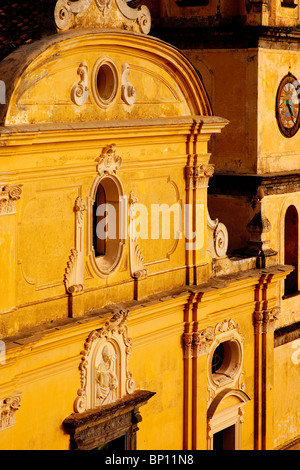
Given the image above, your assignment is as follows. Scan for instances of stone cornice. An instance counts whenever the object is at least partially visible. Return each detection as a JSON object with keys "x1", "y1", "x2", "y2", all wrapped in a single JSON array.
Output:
[{"x1": 209, "y1": 172, "x2": 300, "y2": 198}]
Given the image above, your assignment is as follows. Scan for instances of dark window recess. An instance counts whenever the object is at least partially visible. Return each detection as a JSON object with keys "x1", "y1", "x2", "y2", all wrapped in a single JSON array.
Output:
[
  {"x1": 211, "y1": 343, "x2": 224, "y2": 374},
  {"x1": 94, "y1": 435, "x2": 126, "y2": 451},
  {"x1": 176, "y1": 0, "x2": 209, "y2": 6},
  {"x1": 213, "y1": 425, "x2": 236, "y2": 450},
  {"x1": 281, "y1": 0, "x2": 297, "y2": 7},
  {"x1": 93, "y1": 183, "x2": 106, "y2": 257},
  {"x1": 284, "y1": 205, "x2": 299, "y2": 297}
]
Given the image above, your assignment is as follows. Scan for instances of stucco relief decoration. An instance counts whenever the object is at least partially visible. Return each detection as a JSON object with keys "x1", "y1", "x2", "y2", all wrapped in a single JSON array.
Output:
[
  {"x1": 74, "y1": 310, "x2": 135, "y2": 413},
  {"x1": 254, "y1": 306, "x2": 280, "y2": 334},
  {"x1": 185, "y1": 163, "x2": 214, "y2": 190},
  {"x1": 97, "y1": 144, "x2": 122, "y2": 176},
  {"x1": 207, "y1": 319, "x2": 244, "y2": 395},
  {"x1": 54, "y1": 0, "x2": 151, "y2": 34},
  {"x1": 0, "y1": 393, "x2": 21, "y2": 431},
  {"x1": 121, "y1": 63, "x2": 137, "y2": 106},
  {"x1": 0, "y1": 185, "x2": 22, "y2": 216},
  {"x1": 183, "y1": 327, "x2": 214, "y2": 359},
  {"x1": 64, "y1": 196, "x2": 86, "y2": 294},
  {"x1": 207, "y1": 211, "x2": 228, "y2": 259},
  {"x1": 71, "y1": 62, "x2": 89, "y2": 106},
  {"x1": 128, "y1": 191, "x2": 148, "y2": 280},
  {"x1": 96, "y1": 0, "x2": 113, "y2": 15}
]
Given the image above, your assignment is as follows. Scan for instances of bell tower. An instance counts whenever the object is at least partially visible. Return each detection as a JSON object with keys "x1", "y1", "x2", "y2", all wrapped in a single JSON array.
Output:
[{"x1": 150, "y1": 0, "x2": 300, "y2": 450}]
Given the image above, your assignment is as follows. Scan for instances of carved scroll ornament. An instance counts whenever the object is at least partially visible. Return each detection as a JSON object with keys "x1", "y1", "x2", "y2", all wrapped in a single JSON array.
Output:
[
  {"x1": 54, "y1": 0, "x2": 151, "y2": 34},
  {"x1": 71, "y1": 62, "x2": 89, "y2": 106},
  {"x1": 121, "y1": 63, "x2": 137, "y2": 106}
]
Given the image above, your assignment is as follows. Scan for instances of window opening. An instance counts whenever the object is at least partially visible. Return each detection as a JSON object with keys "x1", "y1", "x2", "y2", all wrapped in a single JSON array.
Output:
[
  {"x1": 284, "y1": 205, "x2": 299, "y2": 297},
  {"x1": 213, "y1": 425, "x2": 236, "y2": 450},
  {"x1": 93, "y1": 183, "x2": 107, "y2": 257},
  {"x1": 94, "y1": 435, "x2": 126, "y2": 451},
  {"x1": 210, "y1": 340, "x2": 241, "y2": 386},
  {"x1": 211, "y1": 342, "x2": 224, "y2": 374},
  {"x1": 281, "y1": 0, "x2": 297, "y2": 8}
]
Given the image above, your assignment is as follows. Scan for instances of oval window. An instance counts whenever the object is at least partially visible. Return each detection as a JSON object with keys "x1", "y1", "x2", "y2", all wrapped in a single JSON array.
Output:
[
  {"x1": 210, "y1": 339, "x2": 242, "y2": 387},
  {"x1": 92, "y1": 58, "x2": 119, "y2": 108}
]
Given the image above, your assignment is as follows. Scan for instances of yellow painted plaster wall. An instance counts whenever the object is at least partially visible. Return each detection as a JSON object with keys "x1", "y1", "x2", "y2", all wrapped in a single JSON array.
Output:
[
  {"x1": 0, "y1": 29, "x2": 228, "y2": 337},
  {"x1": 184, "y1": 48, "x2": 259, "y2": 174},
  {"x1": 261, "y1": 193, "x2": 300, "y2": 328},
  {"x1": 274, "y1": 340, "x2": 300, "y2": 449},
  {"x1": 258, "y1": 48, "x2": 300, "y2": 173},
  {"x1": 0, "y1": 269, "x2": 268, "y2": 450}
]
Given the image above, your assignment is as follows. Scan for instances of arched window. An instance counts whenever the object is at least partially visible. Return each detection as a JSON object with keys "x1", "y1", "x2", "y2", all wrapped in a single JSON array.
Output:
[
  {"x1": 93, "y1": 183, "x2": 107, "y2": 257},
  {"x1": 91, "y1": 176, "x2": 125, "y2": 276},
  {"x1": 284, "y1": 205, "x2": 299, "y2": 297}
]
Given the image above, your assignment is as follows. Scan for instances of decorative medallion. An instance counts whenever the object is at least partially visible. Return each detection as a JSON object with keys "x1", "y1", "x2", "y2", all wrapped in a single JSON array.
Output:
[
  {"x1": 97, "y1": 144, "x2": 122, "y2": 175},
  {"x1": 276, "y1": 74, "x2": 300, "y2": 138}
]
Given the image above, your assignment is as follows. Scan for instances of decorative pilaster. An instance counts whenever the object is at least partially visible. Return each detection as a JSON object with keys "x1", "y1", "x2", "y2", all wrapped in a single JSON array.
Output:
[
  {"x1": 185, "y1": 162, "x2": 214, "y2": 190},
  {"x1": 64, "y1": 196, "x2": 86, "y2": 294},
  {"x1": 128, "y1": 191, "x2": 148, "y2": 282},
  {"x1": 182, "y1": 326, "x2": 215, "y2": 359},
  {"x1": 254, "y1": 306, "x2": 280, "y2": 334}
]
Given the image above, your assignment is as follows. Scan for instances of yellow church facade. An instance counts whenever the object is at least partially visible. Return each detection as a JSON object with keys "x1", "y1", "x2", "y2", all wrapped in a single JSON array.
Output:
[{"x1": 0, "y1": 0, "x2": 298, "y2": 450}]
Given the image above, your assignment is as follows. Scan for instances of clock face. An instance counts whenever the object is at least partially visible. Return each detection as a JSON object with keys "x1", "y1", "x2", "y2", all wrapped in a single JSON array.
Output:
[{"x1": 276, "y1": 74, "x2": 300, "y2": 138}]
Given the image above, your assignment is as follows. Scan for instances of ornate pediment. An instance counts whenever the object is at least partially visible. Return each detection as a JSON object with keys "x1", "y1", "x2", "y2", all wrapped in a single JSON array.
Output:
[
  {"x1": 74, "y1": 311, "x2": 135, "y2": 413},
  {"x1": 54, "y1": 0, "x2": 151, "y2": 34}
]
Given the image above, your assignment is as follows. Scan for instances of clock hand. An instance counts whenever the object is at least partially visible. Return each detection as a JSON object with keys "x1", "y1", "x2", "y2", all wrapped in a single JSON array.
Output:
[{"x1": 286, "y1": 100, "x2": 296, "y2": 122}]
